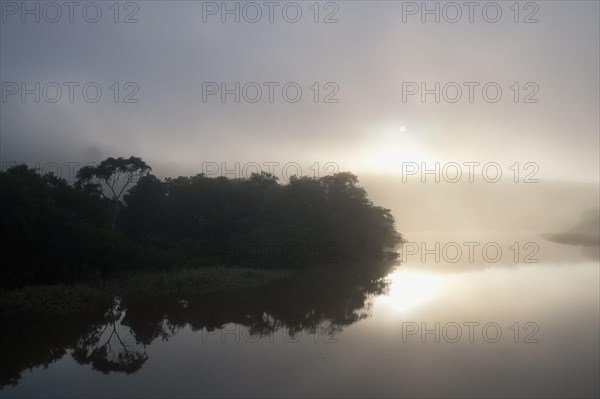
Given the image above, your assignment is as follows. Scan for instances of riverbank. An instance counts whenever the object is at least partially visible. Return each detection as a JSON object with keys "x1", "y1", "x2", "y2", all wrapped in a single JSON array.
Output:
[{"x1": 0, "y1": 267, "x2": 290, "y2": 316}]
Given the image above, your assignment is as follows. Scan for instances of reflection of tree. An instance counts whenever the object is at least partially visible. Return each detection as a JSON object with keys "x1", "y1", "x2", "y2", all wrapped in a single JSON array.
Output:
[
  {"x1": 2, "y1": 260, "x2": 395, "y2": 388},
  {"x1": 118, "y1": 260, "x2": 393, "y2": 343},
  {"x1": 71, "y1": 299, "x2": 148, "y2": 374},
  {"x1": 0, "y1": 312, "x2": 105, "y2": 388}
]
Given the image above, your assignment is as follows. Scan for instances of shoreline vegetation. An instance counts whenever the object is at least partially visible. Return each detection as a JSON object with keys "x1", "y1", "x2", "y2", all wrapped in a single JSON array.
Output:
[
  {"x1": 542, "y1": 208, "x2": 600, "y2": 247},
  {"x1": 0, "y1": 267, "x2": 291, "y2": 316},
  {"x1": 1, "y1": 156, "x2": 401, "y2": 315},
  {"x1": 543, "y1": 231, "x2": 600, "y2": 247}
]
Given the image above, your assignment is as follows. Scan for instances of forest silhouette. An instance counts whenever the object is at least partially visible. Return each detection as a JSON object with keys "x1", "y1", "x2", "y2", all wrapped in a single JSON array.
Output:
[{"x1": 1, "y1": 156, "x2": 401, "y2": 288}]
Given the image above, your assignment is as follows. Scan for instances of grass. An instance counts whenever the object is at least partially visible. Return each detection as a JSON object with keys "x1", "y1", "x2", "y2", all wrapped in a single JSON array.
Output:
[
  {"x1": 0, "y1": 267, "x2": 290, "y2": 316},
  {"x1": 0, "y1": 284, "x2": 113, "y2": 316},
  {"x1": 114, "y1": 267, "x2": 290, "y2": 298}
]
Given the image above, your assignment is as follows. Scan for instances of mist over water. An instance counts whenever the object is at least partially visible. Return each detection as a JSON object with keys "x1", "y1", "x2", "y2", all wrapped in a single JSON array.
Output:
[
  {"x1": 1, "y1": 0, "x2": 599, "y2": 397},
  {"x1": 2, "y1": 234, "x2": 598, "y2": 398},
  {"x1": 361, "y1": 176, "x2": 600, "y2": 233}
]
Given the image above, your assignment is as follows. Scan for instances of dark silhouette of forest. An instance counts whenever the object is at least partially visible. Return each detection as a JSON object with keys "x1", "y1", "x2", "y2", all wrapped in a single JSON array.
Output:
[{"x1": 1, "y1": 156, "x2": 400, "y2": 289}]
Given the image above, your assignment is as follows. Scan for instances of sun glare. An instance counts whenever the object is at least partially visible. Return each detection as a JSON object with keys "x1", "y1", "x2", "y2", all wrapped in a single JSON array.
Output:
[
  {"x1": 377, "y1": 269, "x2": 445, "y2": 315},
  {"x1": 359, "y1": 124, "x2": 431, "y2": 174}
]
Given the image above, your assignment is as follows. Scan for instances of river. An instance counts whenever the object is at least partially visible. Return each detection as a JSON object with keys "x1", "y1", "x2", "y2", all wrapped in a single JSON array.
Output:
[{"x1": 1, "y1": 233, "x2": 598, "y2": 398}]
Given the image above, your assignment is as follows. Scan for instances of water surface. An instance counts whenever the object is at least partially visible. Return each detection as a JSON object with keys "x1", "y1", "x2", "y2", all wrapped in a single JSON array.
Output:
[{"x1": 2, "y1": 233, "x2": 598, "y2": 398}]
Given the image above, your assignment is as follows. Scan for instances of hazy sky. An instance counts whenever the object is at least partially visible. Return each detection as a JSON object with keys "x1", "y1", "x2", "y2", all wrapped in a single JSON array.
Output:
[{"x1": 1, "y1": 0, "x2": 599, "y2": 184}]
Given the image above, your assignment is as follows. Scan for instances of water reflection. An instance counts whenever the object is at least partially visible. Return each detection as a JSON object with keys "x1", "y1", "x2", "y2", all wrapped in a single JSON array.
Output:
[
  {"x1": 376, "y1": 270, "x2": 444, "y2": 314},
  {"x1": 0, "y1": 260, "x2": 394, "y2": 388},
  {"x1": 2, "y1": 235, "x2": 598, "y2": 397},
  {"x1": 72, "y1": 299, "x2": 148, "y2": 375}
]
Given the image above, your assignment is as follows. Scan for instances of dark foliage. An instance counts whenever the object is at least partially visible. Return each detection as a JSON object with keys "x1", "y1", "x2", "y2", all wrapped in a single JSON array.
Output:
[{"x1": 0, "y1": 158, "x2": 400, "y2": 288}]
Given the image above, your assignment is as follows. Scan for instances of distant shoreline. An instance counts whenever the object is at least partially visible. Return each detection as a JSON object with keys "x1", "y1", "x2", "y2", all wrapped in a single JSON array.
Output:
[{"x1": 542, "y1": 231, "x2": 600, "y2": 247}]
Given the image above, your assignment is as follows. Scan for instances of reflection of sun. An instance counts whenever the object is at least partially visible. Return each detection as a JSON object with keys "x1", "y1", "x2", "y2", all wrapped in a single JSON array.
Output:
[{"x1": 377, "y1": 269, "x2": 444, "y2": 314}]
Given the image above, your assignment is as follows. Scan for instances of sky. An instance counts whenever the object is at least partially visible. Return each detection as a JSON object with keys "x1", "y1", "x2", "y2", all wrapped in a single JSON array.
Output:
[{"x1": 1, "y1": 0, "x2": 599, "y2": 230}]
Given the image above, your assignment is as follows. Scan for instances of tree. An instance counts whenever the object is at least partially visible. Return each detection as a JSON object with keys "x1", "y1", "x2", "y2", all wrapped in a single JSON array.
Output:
[
  {"x1": 76, "y1": 157, "x2": 151, "y2": 230},
  {"x1": 1, "y1": 157, "x2": 402, "y2": 288},
  {"x1": 248, "y1": 171, "x2": 279, "y2": 184}
]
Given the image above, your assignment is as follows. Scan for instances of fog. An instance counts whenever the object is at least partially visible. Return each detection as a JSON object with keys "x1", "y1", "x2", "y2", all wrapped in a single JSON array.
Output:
[
  {"x1": 2, "y1": 2, "x2": 599, "y2": 397},
  {"x1": 2, "y1": 1, "x2": 599, "y2": 187},
  {"x1": 361, "y1": 175, "x2": 600, "y2": 233}
]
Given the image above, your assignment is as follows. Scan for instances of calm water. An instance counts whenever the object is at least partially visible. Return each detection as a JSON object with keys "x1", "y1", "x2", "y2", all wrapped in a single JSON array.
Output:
[{"x1": 1, "y1": 233, "x2": 599, "y2": 398}]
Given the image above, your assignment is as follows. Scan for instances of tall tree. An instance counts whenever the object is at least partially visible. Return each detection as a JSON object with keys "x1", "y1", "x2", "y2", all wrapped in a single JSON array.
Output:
[{"x1": 76, "y1": 157, "x2": 151, "y2": 230}]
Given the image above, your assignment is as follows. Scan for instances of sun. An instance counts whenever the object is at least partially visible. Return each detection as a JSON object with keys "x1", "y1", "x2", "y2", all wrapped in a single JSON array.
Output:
[{"x1": 358, "y1": 124, "x2": 431, "y2": 174}]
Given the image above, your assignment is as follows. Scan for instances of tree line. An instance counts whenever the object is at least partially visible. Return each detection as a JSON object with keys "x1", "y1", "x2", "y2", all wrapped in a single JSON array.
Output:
[{"x1": 1, "y1": 156, "x2": 400, "y2": 288}]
